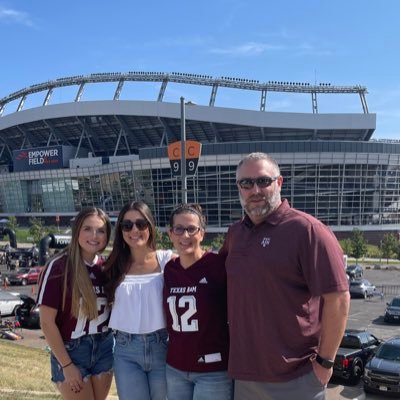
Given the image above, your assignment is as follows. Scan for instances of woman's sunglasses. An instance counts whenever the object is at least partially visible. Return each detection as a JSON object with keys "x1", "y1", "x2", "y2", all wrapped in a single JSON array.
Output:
[{"x1": 120, "y1": 219, "x2": 149, "y2": 232}]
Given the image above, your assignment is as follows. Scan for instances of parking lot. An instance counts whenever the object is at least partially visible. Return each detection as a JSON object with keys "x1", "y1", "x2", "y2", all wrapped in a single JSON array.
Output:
[
  {"x1": 1, "y1": 264, "x2": 400, "y2": 399},
  {"x1": 327, "y1": 267, "x2": 400, "y2": 400}
]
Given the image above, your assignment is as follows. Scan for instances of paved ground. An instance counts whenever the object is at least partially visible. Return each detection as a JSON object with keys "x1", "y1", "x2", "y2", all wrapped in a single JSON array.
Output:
[{"x1": 9, "y1": 327, "x2": 47, "y2": 349}]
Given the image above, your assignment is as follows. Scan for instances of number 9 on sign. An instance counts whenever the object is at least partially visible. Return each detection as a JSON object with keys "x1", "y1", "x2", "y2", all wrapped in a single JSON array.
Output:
[
  {"x1": 169, "y1": 160, "x2": 182, "y2": 177},
  {"x1": 185, "y1": 159, "x2": 199, "y2": 175}
]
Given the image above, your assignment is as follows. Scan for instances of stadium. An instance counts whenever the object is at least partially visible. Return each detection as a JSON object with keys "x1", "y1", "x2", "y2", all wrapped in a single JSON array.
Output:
[{"x1": 0, "y1": 71, "x2": 399, "y2": 242}]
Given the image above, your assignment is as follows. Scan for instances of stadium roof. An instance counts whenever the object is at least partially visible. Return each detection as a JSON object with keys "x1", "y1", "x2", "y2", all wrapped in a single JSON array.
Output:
[{"x1": 0, "y1": 72, "x2": 376, "y2": 165}]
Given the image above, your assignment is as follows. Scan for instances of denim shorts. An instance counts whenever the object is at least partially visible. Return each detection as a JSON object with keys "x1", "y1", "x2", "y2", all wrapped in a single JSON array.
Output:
[{"x1": 50, "y1": 330, "x2": 114, "y2": 383}]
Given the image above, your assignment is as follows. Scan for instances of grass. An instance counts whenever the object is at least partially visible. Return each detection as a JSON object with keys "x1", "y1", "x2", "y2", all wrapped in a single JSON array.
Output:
[
  {"x1": 0, "y1": 340, "x2": 118, "y2": 399},
  {"x1": 14, "y1": 228, "x2": 35, "y2": 244},
  {"x1": 0, "y1": 340, "x2": 59, "y2": 399}
]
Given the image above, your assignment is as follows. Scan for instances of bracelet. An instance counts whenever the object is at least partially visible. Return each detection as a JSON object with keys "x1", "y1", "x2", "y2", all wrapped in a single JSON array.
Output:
[{"x1": 61, "y1": 361, "x2": 73, "y2": 369}]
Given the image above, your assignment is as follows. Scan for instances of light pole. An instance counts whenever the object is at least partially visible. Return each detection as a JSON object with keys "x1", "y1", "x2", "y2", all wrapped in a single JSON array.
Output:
[{"x1": 180, "y1": 96, "x2": 187, "y2": 203}]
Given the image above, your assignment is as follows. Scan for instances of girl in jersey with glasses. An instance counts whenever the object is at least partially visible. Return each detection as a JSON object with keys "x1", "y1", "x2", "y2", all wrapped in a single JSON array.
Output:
[
  {"x1": 37, "y1": 207, "x2": 113, "y2": 400},
  {"x1": 104, "y1": 201, "x2": 174, "y2": 400},
  {"x1": 163, "y1": 203, "x2": 232, "y2": 400}
]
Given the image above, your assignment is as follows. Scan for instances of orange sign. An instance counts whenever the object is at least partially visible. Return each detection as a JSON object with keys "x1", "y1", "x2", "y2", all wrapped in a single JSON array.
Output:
[
  {"x1": 167, "y1": 140, "x2": 202, "y2": 177},
  {"x1": 167, "y1": 141, "x2": 202, "y2": 160}
]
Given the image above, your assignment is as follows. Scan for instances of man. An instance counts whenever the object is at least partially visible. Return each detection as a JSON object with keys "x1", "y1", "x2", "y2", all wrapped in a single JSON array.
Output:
[{"x1": 220, "y1": 152, "x2": 350, "y2": 400}]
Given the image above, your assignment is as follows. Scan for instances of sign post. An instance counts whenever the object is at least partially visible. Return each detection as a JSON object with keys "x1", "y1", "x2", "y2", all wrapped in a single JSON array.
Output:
[
  {"x1": 167, "y1": 140, "x2": 202, "y2": 200},
  {"x1": 180, "y1": 97, "x2": 187, "y2": 203},
  {"x1": 167, "y1": 97, "x2": 202, "y2": 204}
]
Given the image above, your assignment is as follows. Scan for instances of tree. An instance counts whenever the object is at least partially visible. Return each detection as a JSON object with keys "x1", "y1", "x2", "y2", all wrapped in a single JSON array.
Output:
[
  {"x1": 394, "y1": 241, "x2": 400, "y2": 261},
  {"x1": 7, "y1": 216, "x2": 18, "y2": 232},
  {"x1": 155, "y1": 227, "x2": 171, "y2": 250},
  {"x1": 350, "y1": 229, "x2": 367, "y2": 262},
  {"x1": 209, "y1": 233, "x2": 226, "y2": 251},
  {"x1": 29, "y1": 217, "x2": 45, "y2": 245},
  {"x1": 380, "y1": 233, "x2": 398, "y2": 263},
  {"x1": 341, "y1": 238, "x2": 352, "y2": 256}
]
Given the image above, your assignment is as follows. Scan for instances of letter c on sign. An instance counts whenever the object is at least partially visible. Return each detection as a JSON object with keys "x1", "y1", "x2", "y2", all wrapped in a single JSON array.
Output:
[{"x1": 188, "y1": 145, "x2": 195, "y2": 157}]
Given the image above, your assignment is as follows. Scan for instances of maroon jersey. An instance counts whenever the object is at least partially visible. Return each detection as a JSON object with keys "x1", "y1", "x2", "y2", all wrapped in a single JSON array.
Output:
[
  {"x1": 37, "y1": 253, "x2": 111, "y2": 341},
  {"x1": 163, "y1": 252, "x2": 229, "y2": 372}
]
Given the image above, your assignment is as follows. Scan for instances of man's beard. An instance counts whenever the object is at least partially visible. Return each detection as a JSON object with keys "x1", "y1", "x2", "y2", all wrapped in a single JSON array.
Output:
[{"x1": 240, "y1": 191, "x2": 280, "y2": 219}]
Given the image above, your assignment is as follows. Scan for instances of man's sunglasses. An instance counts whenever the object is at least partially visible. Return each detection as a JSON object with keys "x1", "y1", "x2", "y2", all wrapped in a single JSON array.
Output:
[
  {"x1": 237, "y1": 176, "x2": 279, "y2": 190},
  {"x1": 120, "y1": 219, "x2": 149, "y2": 232}
]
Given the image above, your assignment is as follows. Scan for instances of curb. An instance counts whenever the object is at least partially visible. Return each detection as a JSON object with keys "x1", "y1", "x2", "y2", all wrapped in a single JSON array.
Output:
[{"x1": 364, "y1": 264, "x2": 400, "y2": 270}]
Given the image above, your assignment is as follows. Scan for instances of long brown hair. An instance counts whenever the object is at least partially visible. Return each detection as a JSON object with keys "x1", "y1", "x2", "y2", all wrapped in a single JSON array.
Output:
[
  {"x1": 104, "y1": 201, "x2": 156, "y2": 304},
  {"x1": 57, "y1": 208, "x2": 111, "y2": 319}
]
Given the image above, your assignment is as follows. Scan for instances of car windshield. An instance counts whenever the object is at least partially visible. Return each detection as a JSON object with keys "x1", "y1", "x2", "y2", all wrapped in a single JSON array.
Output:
[
  {"x1": 17, "y1": 268, "x2": 30, "y2": 273},
  {"x1": 376, "y1": 343, "x2": 400, "y2": 361},
  {"x1": 390, "y1": 298, "x2": 400, "y2": 307}
]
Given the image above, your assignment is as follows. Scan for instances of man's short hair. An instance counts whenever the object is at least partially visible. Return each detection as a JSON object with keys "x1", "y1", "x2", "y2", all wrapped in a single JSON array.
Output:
[{"x1": 236, "y1": 152, "x2": 280, "y2": 179}]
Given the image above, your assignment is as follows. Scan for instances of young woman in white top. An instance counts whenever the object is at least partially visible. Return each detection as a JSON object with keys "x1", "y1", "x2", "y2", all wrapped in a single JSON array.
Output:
[{"x1": 104, "y1": 201, "x2": 174, "y2": 400}]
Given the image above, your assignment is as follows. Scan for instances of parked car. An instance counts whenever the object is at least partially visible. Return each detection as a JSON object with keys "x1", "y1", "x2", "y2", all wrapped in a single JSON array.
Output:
[
  {"x1": 0, "y1": 290, "x2": 23, "y2": 316},
  {"x1": 384, "y1": 296, "x2": 400, "y2": 323},
  {"x1": 349, "y1": 279, "x2": 376, "y2": 299},
  {"x1": 15, "y1": 295, "x2": 40, "y2": 329},
  {"x1": 6, "y1": 266, "x2": 43, "y2": 286},
  {"x1": 346, "y1": 264, "x2": 363, "y2": 280},
  {"x1": 333, "y1": 329, "x2": 381, "y2": 384},
  {"x1": 363, "y1": 336, "x2": 400, "y2": 395}
]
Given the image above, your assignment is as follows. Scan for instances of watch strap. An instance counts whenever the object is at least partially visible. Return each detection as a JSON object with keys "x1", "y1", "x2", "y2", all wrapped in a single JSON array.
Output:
[{"x1": 315, "y1": 354, "x2": 334, "y2": 369}]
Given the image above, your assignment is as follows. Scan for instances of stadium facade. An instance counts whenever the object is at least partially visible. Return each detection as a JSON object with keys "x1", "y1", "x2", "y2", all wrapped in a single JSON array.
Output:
[{"x1": 0, "y1": 72, "x2": 399, "y2": 241}]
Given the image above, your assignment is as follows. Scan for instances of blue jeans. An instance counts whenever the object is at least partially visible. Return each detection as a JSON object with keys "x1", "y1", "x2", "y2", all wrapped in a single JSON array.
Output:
[
  {"x1": 50, "y1": 330, "x2": 113, "y2": 383},
  {"x1": 113, "y1": 329, "x2": 168, "y2": 400},
  {"x1": 166, "y1": 364, "x2": 233, "y2": 400}
]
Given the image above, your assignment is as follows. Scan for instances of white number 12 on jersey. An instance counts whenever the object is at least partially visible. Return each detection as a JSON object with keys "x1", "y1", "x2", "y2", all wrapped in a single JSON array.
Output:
[{"x1": 167, "y1": 295, "x2": 199, "y2": 332}]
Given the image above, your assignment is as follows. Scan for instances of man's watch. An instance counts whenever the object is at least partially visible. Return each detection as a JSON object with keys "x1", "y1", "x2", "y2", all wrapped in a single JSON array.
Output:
[{"x1": 312, "y1": 354, "x2": 334, "y2": 369}]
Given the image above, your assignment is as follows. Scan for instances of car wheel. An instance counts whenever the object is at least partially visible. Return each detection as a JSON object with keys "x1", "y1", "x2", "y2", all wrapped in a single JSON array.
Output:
[
  {"x1": 350, "y1": 361, "x2": 363, "y2": 385},
  {"x1": 363, "y1": 291, "x2": 368, "y2": 299},
  {"x1": 12, "y1": 305, "x2": 20, "y2": 316},
  {"x1": 384, "y1": 315, "x2": 389, "y2": 323},
  {"x1": 21, "y1": 279, "x2": 28, "y2": 286}
]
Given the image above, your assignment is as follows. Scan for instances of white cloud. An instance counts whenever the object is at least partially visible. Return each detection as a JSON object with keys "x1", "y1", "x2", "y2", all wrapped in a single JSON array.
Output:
[
  {"x1": 0, "y1": 7, "x2": 33, "y2": 27},
  {"x1": 210, "y1": 41, "x2": 284, "y2": 56},
  {"x1": 295, "y1": 42, "x2": 333, "y2": 57}
]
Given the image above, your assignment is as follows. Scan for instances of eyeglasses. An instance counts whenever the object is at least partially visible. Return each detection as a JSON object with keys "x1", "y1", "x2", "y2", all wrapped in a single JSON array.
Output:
[
  {"x1": 237, "y1": 176, "x2": 279, "y2": 190},
  {"x1": 171, "y1": 225, "x2": 201, "y2": 236},
  {"x1": 120, "y1": 219, "x2": 149, "y2": 232}
]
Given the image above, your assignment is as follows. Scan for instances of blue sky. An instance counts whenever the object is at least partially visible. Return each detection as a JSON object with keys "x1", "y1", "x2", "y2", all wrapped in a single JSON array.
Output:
[{"x1": 0, "y1": 0, "x2": 399, "y2": 139}]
